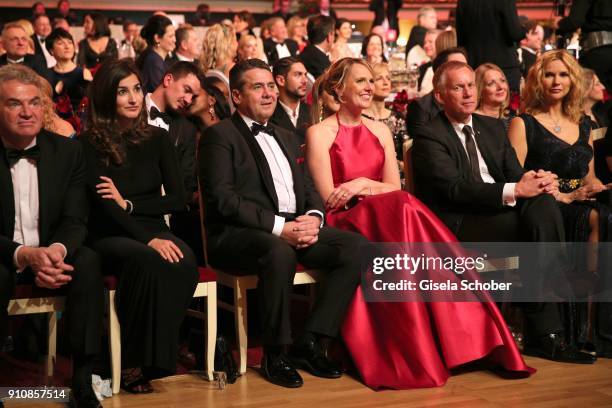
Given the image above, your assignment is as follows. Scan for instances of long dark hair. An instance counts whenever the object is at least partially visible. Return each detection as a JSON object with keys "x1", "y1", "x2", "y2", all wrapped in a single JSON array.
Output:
[
  {"x1": 137, "y1": 15, "x2": 173, "y2": 69},
  {"x1": 85, "y1": 58, "x2": 150, "y2": 166},
  {"x1": 84, "y1": 12, "x2": 111, "y2": 39}
]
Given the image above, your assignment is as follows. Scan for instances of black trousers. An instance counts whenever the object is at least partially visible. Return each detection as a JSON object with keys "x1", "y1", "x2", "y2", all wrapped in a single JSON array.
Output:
[
  {"x1": 456, "y1": 194, "x2": 565, "y2": 337},
  {"x1": 0, "y1": 247, "x2": 104, "y2": 358},
  {"x1": 581, "y1": 45, "x2": 612, "y2": 91},
  {"x1": 208, "y1": 226, "x2": 366, "y2": 346},
  {"x1": 92, "y1": 232, "x2": 198, "y2": 372}
]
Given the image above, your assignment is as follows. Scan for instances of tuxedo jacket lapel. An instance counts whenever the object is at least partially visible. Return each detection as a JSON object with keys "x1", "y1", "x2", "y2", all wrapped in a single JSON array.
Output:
[
  {"x1": 269, "y1": 124, "x2": 305, "y2": 213},
  {"x1": 439, "y1": 114, "x2": 470, "y2": 172},
  {"x1": 231, "y1": 114, "x2": 279, "y2": 208},
  {"x1": 0, "y1": 143, "x2": 15, "y2": 239},
  {"x1": 271, "y1": 103, "x2": 295, "y2": 131},
  {"x1": 36, "y1": 134, "x2": 52, "y2": 243},
  {"x1": 472, "y1": 116, "x2": 504, "y2": 181}
]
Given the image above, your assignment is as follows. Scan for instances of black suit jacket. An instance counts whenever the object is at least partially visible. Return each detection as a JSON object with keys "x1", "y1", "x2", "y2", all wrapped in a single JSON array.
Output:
[
  {"x1": 412, "y1": 112, "x2": 524, "y2": 233},
  {"x1": 199, "y1": 113, "x2": 324, "y2": 247},
  {"x1": 0, "y1": 131, "x2": 88, "y2": 269},
  {"x1": 264, "y1": 38, "x2": 299, "y2": 67},
  {"x1": 269, "y1": 101, "x2": 311, "y2": 145},
  {"x1": 405, "y1": 92, "x2": 442, "y2": 139},
  {"x1": 31, "y1": 35, "x2": 45, "y2": 59},
  {"x1": 369, "y1": 0, "x2": 403, "y2": 32},
  {"x1": 299, "y1": 44, "x2": 330, "y2": 79},
  {"x1": 0, "y1": 54, "x2": 51, "y2": 84},
  {"x1": 456, "y1": 0, "x2": 525, "y2": 70}
]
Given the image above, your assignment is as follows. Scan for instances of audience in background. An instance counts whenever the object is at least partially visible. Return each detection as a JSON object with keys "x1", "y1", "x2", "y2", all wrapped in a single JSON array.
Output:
[
  {"x1": 361, "y1": 33, "x2": 386, "y2": 65},
  {"x1": 53, "y1": 0, "x2": 78, "y2": 26},
  {"x1": 31, "y1": 14, "x2": 55, "y2": 68},
  {"x1": 299, "y1": 15, "x2": 334, "y2": 80},
  {"x1": 264, "y1": 16, "x2": 298, "y2": 66},
  {"x1": 582, "y1": 68, "x2": 610, "y2": 129},
  {"x1": 0, "y1": 22, "x2": 50, "y2": 83},
  {"x1": 474, "y1": 63, "x2": 513, "y2": 130},
  {"x1": 200, "y1": 23, "x2": 237, "y2": 107},
  {"x1": 330, "y1": 18, "x2": 355, "y2": 62},
  {"x1": 287, "y1": 15, "x2": 308, "y2": 53},
  {"x1": 78, "y1": 13, "x2": 117, "y2": 71},
  {"x1": 167, "y1": 25, "x2": 201, "y2": 64},
  {"x1": 137, "y1": 14, "x2": 175, "y2": 93}
]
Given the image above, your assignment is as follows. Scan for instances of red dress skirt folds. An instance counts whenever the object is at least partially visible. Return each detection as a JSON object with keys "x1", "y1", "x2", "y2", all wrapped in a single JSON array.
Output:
[{"x1": 325, "y1": 119, "x2": 534, "y2": 389}]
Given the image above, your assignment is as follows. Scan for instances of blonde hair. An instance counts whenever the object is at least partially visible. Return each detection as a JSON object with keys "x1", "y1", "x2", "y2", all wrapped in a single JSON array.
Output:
[
  {"x1": 199, "y1": 24, "x2": 236, "y2": 72},
  {"x1": 435, "y1": 29, "x2": 456, "y2": 54},
  {"x1": 523, "y1": 50, "x2": 584, "y2": 123},
  {"x1": 582, "y1": 68, "x2": 597, "y2": 94},
  {"x1": 38, "y1": 75, "x2": 56, "y2": 132},
  {"x1": 475, "y1": 63, "x2": 510, "y2": 119},
  {"x1": 324, "y1": 57, "x2": 374, "y2": 104}
]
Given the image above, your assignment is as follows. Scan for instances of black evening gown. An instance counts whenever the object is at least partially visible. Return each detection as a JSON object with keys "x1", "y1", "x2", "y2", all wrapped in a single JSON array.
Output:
[
  {"x1": 82, "y1": 126, "x2": 199, "y2": 372},
  {"x1": 521, "y1": 113, "x2": 612, "y2": 356}
]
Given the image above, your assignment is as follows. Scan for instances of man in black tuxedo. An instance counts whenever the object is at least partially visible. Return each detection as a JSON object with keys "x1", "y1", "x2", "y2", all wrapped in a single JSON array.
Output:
[
  {"x1": 145, "y1": 61, "x2": 203, "y2": 261},
  {"x1": 299, "y1": 15, "x2": 334, "y2": 80},
  {"x1": 456, "y1": 0, "x2": 525, "y2": 95},
  {"x1": 0, "y1": 23, "x2": 51, "y2": 84},
  {"x1": 166, "y1": 26, "x2": 200, "y2": 65},
  {"x1": 0, "y1": 65, "x2": 103, "y2": 407},
  {"x1": 369, "y1": 0, "x2": 403, "y2": 35},
  {"x1": 199, "y1": 59, "x2": 365, "y2": 388},
  {"x1": 270, "y1": 57, "x2": 311, "y2": 145},
  {"x1": 31, "y1": 15, "x2": 56, "y2": 69},
  {"x1": 406, "y1": 47, "x2": 467, "y2": 139},
  {"x1": 518, "y1": 20, "x2": 542, "y2": 79},
  {"x1": 264, "y1": 17, "x2": 299, "y2": 67},
  {"x1": 412, "y1": 60, "x2": 596, "y2": 364}
]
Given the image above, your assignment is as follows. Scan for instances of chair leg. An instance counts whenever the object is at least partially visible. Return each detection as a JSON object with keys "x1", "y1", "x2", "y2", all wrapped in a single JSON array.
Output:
[
  {"x1": 47, "y1": 312, "x2": 57, "y2": 379},
  {"x1": 233, "y1": 280, "x2": 248, "y2": 374},
  {"x1": 108, "y1": 290, "x2": 121, "y2": 394},
  {"x1": 205, "y1": 282, "x2": 217, "y2": 381}
]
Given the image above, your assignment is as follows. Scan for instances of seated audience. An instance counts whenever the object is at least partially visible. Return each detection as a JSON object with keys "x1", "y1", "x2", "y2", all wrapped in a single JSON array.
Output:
[
  {"x1": 137, "y1": 15, "x2": 176, "y2": 93},
  {"x1": 0, "y1": 22, "x2": 50, "y2": 83},
  {"x1": 199, "y1": 58, "x2": 366, "y2": 389},
  {"x1": 236, "y1": 34, "x2": 260, "y2": 62},
  {"x1": 270, "y1": 57, "x2": 311, "y2": 144},
  {"x1": 189, "y1": 3, "x2": 210, "y2": 27},
  {"x1": 330, "y1": 18, "x2": 355, "y2": 62},
  {"x1": 0, "y1": 64, "x2": 103, "y2": 408},
  {"x1": 287, "y1": 15, "x2": 308, "y2": 53},
  {"x1": 53, "y1": 0, "x2": 78, "y2": 27},
  {"x1": 361, "y1": 33, "x2": 386, "y2": 65},
  {"x1": 32, "y1": 2, "x2": 46, "y2": 19},
  {"x1": 299, "y1": 15, "x2": 334, "y2": 80},
  {"x1": 118, "y1": 21, "x2": 139, "y2": 60},
  {"x1": 417, "y1": 29, "x2": 440, "y2": 95},
  {"x1": 46, "y1": 28, "x2": 91, "y2": 126},
  {"x1": 405, "y1": 47, "x2": 467, "y2": 139},
  {"x1": 474, "y1": 63, "x2": 513, "y2": 130},
  {"x1": 199, "y1": 24, "x2": 237, "y2": 110},
  {"x1": 305, "y1": 58, "x2": 533, "y2": 390},
  {"x1": 39, "y1": 74, "x2": 76, "y2": 137},
  {"x1": 82, "y1": 59, "x2": 198, "y2": 394},
  {"x1": 582, "y1": 68, "x2": 610, "y2": 129},
  {"x1": 518, "y1": 20, "x2": 543, "y2": 79},
  {"x1": 31, "y1": 14, "x2": 55, "y2": 68},
  {"x1": 78, "y1": 13, "x2": 118, "y2": 71},
  {"x1": 406, "y1": 6, "x2": 438, "y2": 58},
  {"x1": 15, "y1": 19, "x2": 36, "y2": 55},
  {"x1": 167, "y1": 25, "x2": 201, "y2": 64},
  {"x1": 264, "y1": 17, "x2": 298, "y2": 66},
  {"x1": 233, "y1": 10, "x2": 256, "y2": 40},
  {"x1": 362, "y1": 62, "x2": 409, "y2": 172},
  {"x1": 508, "y1": 50, "x2": 612, "y2": 355},
  {"x1": 413, "y1": 60, "x2": 595, "y2": 364}
]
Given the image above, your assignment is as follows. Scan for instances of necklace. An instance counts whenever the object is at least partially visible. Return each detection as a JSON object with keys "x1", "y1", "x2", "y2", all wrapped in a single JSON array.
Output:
[{"x1": 549, "y1": 113, "x2": 562, "y2": 133}]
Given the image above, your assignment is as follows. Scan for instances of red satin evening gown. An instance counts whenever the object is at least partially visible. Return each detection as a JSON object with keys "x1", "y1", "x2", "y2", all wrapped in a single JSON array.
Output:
[{"x1": 326, "y1": 117, "x2": 534, "y2": 390}]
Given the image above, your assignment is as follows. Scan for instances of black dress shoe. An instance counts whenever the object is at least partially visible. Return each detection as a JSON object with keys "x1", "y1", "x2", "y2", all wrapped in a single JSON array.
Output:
[
  {"x1": 261, "y1": 353, "x2": 303, "y2": 388},
  {"x1": 288, "y1": 336, "x2": 342, "y2": 379},
  {"x1": 523, "y1": 333, "x2": 597, "y2": 364},
  {"x1": 67, "y1": 387, "x2": 102, "y2": 408}
]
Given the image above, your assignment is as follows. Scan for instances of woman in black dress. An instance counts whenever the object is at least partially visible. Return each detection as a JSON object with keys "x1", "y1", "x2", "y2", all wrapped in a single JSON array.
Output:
[
  {"x1": 77, "y1": 13, "x2": 117, "y2": 71},
  {"x1": 508, "y1": 50, "x2": 612, "y2": 356},
  {"x1": 81, "y1": 59, "x2": 198, "y2": 392},
  {"x1": 137, "y1": 15, "x2": 176, "y2": 94}
]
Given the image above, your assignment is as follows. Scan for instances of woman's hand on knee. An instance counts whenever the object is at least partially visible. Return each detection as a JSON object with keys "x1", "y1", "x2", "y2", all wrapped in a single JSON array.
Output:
[{"x1": 147, "y1": 238, "x2": 184, "y2": 263}]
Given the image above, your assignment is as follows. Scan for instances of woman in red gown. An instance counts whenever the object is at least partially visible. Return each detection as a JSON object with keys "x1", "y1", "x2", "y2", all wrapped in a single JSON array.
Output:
[{"x1": 305, "y1": 58, "x2": 534, "y2": 390}]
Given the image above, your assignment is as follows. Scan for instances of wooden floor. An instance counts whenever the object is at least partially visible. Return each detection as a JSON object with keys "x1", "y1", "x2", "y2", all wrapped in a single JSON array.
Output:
[{"x1": 13, "y1": 355, "x2": 612, "y2": 408}]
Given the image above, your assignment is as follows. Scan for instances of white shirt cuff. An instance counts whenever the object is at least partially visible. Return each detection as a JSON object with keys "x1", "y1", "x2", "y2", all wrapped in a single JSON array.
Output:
[
  {"x1": 305, "y1": 210, "x2": 325, "y2": 227},
  {"x1": 13, "y1": 245, "x2": 25, "y2": 273},
  {"x1": 50, "y1": 243, "x2": 68, "y2": 259},
  {"x1": 503, "y1": 183, "x2": 517, "y2": 207},
  {"x1": 272, "y1": 215, "x2": 286, "y2": 237}
]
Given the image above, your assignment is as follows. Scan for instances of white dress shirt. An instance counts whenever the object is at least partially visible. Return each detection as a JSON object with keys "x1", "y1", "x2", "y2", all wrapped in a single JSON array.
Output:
[
  {"x1": 145, "y1": 93, "x2": 170, "y2": 131},
  {"x1": 278, "y1": 100, "x2": 300, "y2": 128},
  {"x1": 4, "y1": 138, "x2": 66, "y2": 271},
  {"x1": 37, "y1": 35, "x2": 57, "y2": 68},
  {"x1": 449, "y1": 116, "x2": 517, "y2": 206},
  {"x1": 275, "y1": 42, "x2": 292, "y2": 59},
  {"x1": 176, "y1": 52, "x2": 194, "y2": 62},
  {"x1": 239, "y1": 114, "x2": 323, "y2": 236}
]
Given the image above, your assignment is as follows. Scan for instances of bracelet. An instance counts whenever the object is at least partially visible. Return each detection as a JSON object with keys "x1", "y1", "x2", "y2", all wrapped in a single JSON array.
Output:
[{"x1": 125, "y1": 199, "x2": 133, "y2": 214}]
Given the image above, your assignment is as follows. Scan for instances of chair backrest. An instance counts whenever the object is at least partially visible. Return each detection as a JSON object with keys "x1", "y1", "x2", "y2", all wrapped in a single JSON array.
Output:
[{"x1": 402, "y1": 138, "x2": 415, "y2": 194}]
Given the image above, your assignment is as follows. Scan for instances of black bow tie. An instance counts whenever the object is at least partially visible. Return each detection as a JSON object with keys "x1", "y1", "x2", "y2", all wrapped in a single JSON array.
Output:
[
  {"x1": 5, "y1": 145, "x2": 40, "y2": 166},
  {"x1": 150, "y1": 106, "x2": 171, "y2": 124},
  {"x1": 251, "y1": 123, "x2": 274, "y2": 136}
]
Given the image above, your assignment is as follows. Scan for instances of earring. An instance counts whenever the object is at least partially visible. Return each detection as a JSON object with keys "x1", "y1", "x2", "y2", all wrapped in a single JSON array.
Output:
[
  {"x1": 155, "y1": 42, "x2": 160, "y2": 48},
  {"x1": 209, "y1": 106, "x2": 216, "y2": 120}
]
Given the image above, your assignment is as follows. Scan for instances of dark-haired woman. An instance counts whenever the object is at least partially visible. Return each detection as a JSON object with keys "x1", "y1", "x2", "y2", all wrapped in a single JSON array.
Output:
[
  {"x1": 361, "y1": 33, "x2": 387, "y2": 65},
  {"x1": 46, "y1": 28, "x2": 91, "y2": 130},
  {"x1": 81, "y1": 59, "x2": 198, "y2": 393},
  {"x1": 137, "y1": 15, "x2": 176, "y2": 93},
  {"x1": 77, "y1": 13, "x2": 117, "y2": 71}
]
